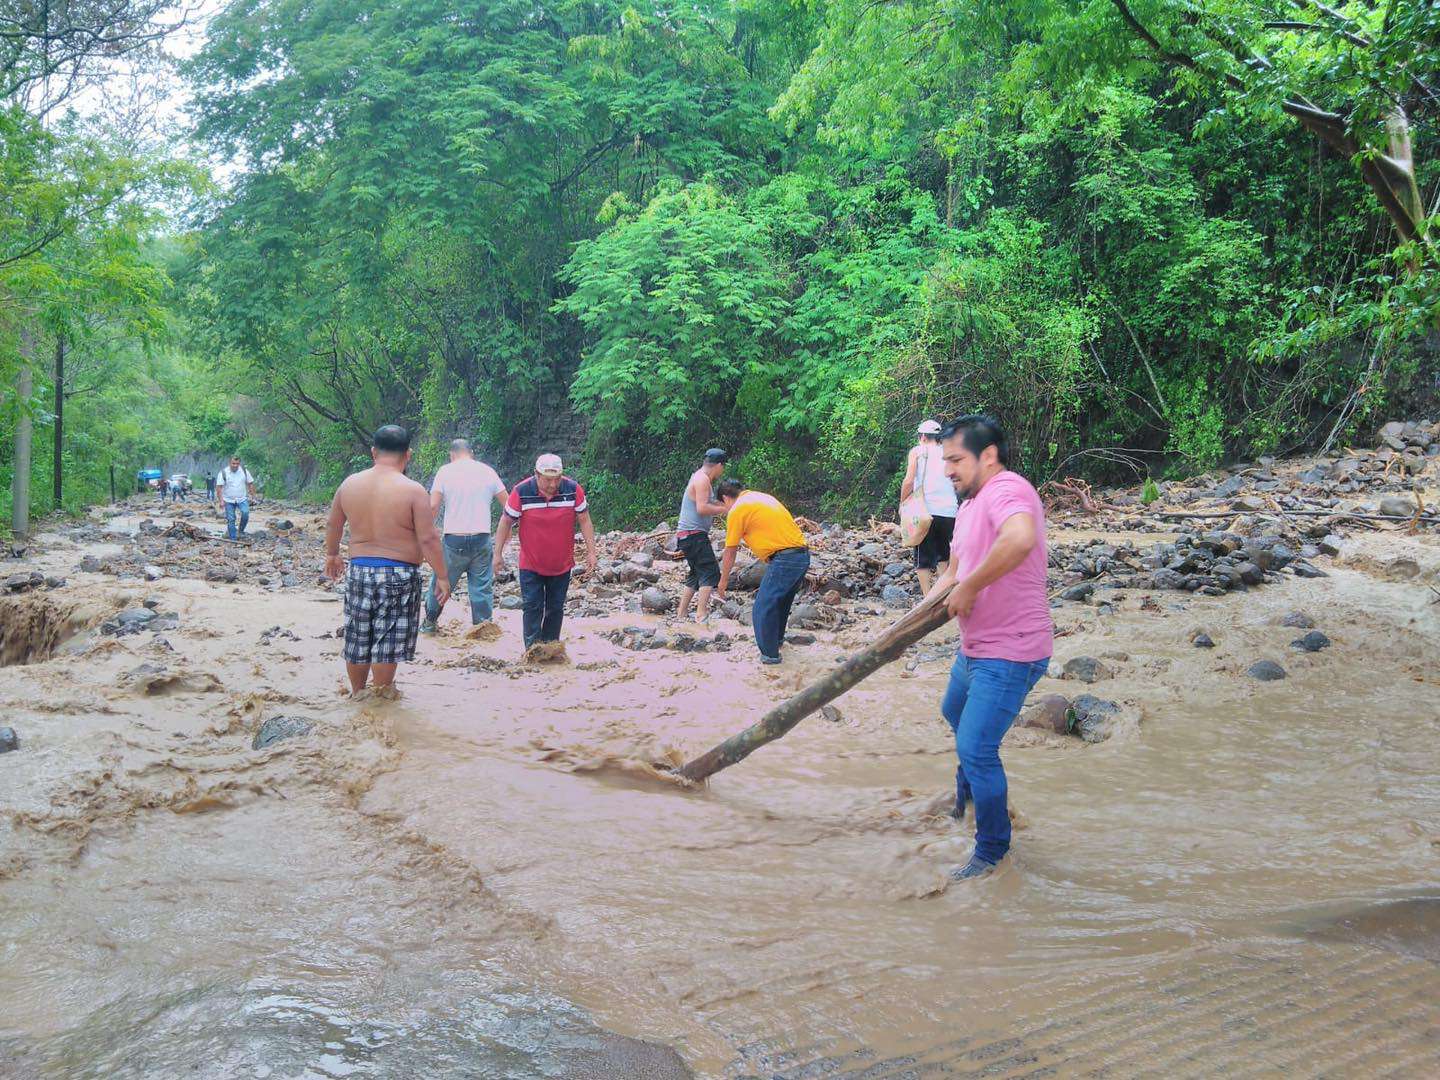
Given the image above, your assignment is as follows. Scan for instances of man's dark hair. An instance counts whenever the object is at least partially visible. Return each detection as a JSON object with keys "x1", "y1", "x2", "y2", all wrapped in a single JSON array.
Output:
[
  {"x1": 704, "y1": 448, "x2": 728, "y2": 465},
  {"x1": 372, "y1": 424, "x2": 411, "y2": 454},
  {"x1": 717, "y1": 477, "x2": 744, "y2": 500},
  {"x1": 941, "y1": 414, "x2": 1009, "y2": 467}
]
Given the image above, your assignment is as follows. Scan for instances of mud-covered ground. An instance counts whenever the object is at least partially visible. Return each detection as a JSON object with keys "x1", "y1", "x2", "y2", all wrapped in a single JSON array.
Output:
[{"x1": 2, "y1": 431, "x2": 1439, "y2": 1078}]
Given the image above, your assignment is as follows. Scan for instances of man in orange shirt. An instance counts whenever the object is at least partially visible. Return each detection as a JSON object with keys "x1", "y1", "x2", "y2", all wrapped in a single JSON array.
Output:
[{"x1": 715, "y1": 479, "x2": 809, "y2": 665}]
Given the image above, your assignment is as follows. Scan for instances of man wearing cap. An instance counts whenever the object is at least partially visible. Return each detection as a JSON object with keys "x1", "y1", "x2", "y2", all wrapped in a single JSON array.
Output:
[
  {"x1": 901, "y1": 419, "x2": 959, "y2": 593},
  {"x1": 420, "y1": 438, "x2": 508, "y2": 634},
  {"x1": 714, "y1": 479, "x2": 810, "y2": 665},
  {"x1": 492, "y1": 454, "x2": 598, "y2": 649},
  {"x1": 675, "y1": 448, "x2": 728, "y2": 623}
]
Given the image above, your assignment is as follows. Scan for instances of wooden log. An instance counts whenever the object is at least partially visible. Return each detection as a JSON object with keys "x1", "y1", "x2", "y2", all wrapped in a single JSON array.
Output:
[{"x1": 677, "y1": 591, "x2": 953, "y2": 783}]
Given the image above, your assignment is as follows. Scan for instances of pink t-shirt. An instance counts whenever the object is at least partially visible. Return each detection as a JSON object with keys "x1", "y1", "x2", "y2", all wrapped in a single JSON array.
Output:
[{"x1": 949, "y1": 470, "x2": 1054, "y2": 662}]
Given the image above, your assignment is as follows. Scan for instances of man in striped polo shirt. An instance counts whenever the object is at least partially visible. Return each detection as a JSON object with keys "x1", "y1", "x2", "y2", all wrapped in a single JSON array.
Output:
[{"x1": 492, "y1": 453, "x2": 598, "y2": 649}]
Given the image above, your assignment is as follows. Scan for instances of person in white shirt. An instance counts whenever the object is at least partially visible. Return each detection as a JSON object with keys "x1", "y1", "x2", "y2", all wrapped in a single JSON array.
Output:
[
  {"x1": 215, "y1": 455, "x2": 257, "y2": 540},
  {"x1": 420, "y1": 439, "x2": 508, "y2": 632},
  {"x1": 900, "y1": 419, "x2": 960, "y2": 592}
]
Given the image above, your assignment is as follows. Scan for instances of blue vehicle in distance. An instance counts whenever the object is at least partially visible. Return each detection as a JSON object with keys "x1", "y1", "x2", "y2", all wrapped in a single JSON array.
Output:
[{"x1": 136, "y1": 468, "x2": 163, "y2": 493}]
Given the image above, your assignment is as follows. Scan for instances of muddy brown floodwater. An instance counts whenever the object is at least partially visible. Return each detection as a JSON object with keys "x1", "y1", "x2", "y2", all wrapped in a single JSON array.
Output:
[{"x1": 2, "y1": 509, "x2": 1439, "y2": 1077}]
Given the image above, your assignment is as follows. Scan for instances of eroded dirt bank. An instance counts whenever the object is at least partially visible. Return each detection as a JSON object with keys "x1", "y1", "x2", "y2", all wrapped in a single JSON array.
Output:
[{"x1": 2, "y1": 438, "x2": 1439, "y2": 1078}]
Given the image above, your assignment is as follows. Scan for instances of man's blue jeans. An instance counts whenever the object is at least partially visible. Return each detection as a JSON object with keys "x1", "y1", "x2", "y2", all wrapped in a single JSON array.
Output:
[
  {"x1": 752, "y1": 547, "x2": 810, "y2": 659},
  {"x1": 941, "y1": 653, "x2": 1050, "y2": 864},
  {"x1": 425, "y1": 533, "x2": 494, "y2": 624},
  {"x1": 224, "y1": 499, "x2": 249, "y2": 540}
]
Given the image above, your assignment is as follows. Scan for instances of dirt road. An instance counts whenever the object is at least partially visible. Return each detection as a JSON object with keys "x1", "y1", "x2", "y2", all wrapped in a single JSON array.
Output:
[{"x1": 2, "y1": 493, "x2": 1439, "y2": 1077}]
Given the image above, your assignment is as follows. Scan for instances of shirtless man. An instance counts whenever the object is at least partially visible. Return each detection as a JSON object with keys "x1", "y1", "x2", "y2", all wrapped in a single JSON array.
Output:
[{"x1": 324, "y1": 424, "x2": 449, "y2": 694}]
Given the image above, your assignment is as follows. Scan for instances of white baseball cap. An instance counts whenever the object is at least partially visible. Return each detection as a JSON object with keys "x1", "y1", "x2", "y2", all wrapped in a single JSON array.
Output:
[
  {"x1": 917, "y1": 419, "x2": 942, "y2": 435},
  {"x1": 535, "y1": 453, "x2": 563, "y2": 477}
]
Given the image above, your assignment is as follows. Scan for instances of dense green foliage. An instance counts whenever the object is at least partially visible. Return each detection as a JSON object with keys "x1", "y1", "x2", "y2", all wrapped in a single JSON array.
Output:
[{"x1": 5, "y1": 0, "x2": 1438, "y2": 531}]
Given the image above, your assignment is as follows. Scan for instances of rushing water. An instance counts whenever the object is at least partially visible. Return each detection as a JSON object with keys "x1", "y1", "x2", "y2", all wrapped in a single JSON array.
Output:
[{"x1": 2, "y1": 516, "x2": 1438, "y2": 1076}]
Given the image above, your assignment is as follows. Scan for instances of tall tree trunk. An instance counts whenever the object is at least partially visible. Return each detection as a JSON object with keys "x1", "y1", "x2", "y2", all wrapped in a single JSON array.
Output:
[
  {"x1": 11, "y1": 328, "x2": 35, "y2": 540},
  {"x1": 53, "y1": 335, "x2": 64, "y2": 509}
]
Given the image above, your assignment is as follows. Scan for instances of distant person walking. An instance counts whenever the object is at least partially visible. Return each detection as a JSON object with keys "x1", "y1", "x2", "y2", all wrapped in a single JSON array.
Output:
[
  {"x1": 675, "y1": 448, "x2": 728, "y2": 623},
  {"x1": 924, "y1": 415, "x2": 1052, "y2": 881},
  {"x1": 420, "y1": 439, "x2": 508, "y2": 633},
  {"x1": 492, "y1": 454, "x2": 597, "y2": 650},
  {"x1": 901, "y1": 419, "x2": 959, "y2": 593},
  {"x1": 216, "y1": 456, "x2": 256, "y2": 541},
  {"x1": 205, "y1": 472, "x2": 216, "y2": 501},
  {"x1": 715, "y1": 480, "x2": 809, "y2": 665},
  {"x1": 324, "y1": 425, "x2": 449, "y2": 695},
  {"x1": 158, "y1": 476, "x2": 170, "y2": 502}
]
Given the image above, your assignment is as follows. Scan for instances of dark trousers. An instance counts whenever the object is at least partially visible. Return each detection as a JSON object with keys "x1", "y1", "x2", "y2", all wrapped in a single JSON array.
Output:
[
  {"x1": 519, "y1": 569, "x2": 571, "y2": 647},
  {"x1": 752, "y1": 548, "x2": 810, "y2": 658}
]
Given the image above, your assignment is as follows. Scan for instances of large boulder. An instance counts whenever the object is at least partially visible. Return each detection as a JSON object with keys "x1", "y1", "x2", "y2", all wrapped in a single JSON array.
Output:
[
  {"x1": 1378, "y1": 495, "x2": 1417, "y2": 517},
  {"x1": 1018, "y1": 694, "x2": 1071, "y2": 734},
  {"x1": 1062, "y1": 656, "x2": 1113, "y2": 683},
  {"x1": 640, "y1": 587, "x2": 672, "y2": 614},
  {"x1": 1247, "y1": 660, "x2": 1287, "y2": 682}
]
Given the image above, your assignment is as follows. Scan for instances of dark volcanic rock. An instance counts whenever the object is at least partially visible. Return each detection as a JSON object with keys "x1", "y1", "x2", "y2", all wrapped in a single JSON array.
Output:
[
  {"x1": 252, "y1": 715, "x2": 315, "y2": 750},
  {"x1": 1247, "y1": 660, "x2": 1287, "y2": 682},
  {"x1": 1062, "y1": 656, "x2": 1113, "y2": 683},
  {"x1": 1060, "y1": 582, "x2": 1095, "y2": 602},
  {"x1": 0, "y1": 726, "x2": 18, "y2": 753},
  {"x1": 1192, "y1": 632, "x2": 1215, "y2": 648},
  {"x1": 1290, "y1": 630, "x2": 1332, "y2": 652},
  {"x1": 1071, "y1": 695, "x2": 1121, "y2": 743}
]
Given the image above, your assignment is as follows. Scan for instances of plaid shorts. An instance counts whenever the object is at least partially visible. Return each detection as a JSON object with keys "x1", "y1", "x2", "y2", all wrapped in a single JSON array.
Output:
[{"x1": 344, "y1": 564, "x2": 422, "y2": 665}]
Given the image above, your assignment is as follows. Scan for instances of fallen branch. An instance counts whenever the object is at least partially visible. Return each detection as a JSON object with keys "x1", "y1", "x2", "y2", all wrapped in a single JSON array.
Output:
[
  {"x1": 1152, "y1": 509, "x2": 1437, "y2": 525},
  {"x1": 676, "y1": 591, "x2": 952, "y2": 782}
]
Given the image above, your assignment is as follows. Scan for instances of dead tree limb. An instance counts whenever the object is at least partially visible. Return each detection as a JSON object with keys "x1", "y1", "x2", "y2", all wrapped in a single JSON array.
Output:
[{"x1": 677, "y1": 591, "x2": 952, "y2": 783}]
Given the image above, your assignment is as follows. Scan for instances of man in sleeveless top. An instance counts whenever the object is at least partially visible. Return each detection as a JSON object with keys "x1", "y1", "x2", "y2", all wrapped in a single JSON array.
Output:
[
  {"x1": 324, "y1": 425, "x2": 449, "y2": 695},
  {"x1": 900, "y1": 419, "x2": 959, "y2": 593},
  {"x1": 675, "y1": 448, "x2": 728, "y2": 623}
]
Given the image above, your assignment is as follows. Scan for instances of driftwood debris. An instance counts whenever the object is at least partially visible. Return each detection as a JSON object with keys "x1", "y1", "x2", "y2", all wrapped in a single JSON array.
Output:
[{"x1": 676, "y1": 591, "x2": 952, "y2": 783}]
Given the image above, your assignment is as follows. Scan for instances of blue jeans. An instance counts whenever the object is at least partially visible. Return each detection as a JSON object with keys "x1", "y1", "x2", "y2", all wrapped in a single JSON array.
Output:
[
  {"x1": 519, "y1": 569, "x2": 571, "y2": 647},
  {"x1": 224, "y1": 499, "x2": 249, "y2": 540},
  {"x1": 752, "y1": 548, "x2": 810, "y2": 659},
  {"x1": 941, "y1": 654, "x2": 1050, "y2": 864},
  {"x1": 426, "y1": 533, "x2": 494, "y2": 624}
]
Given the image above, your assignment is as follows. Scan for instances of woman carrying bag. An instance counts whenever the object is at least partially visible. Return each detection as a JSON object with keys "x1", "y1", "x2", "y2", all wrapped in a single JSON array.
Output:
[{"x1": 899, "y1": 419, "x2": 960, "y2": 592}]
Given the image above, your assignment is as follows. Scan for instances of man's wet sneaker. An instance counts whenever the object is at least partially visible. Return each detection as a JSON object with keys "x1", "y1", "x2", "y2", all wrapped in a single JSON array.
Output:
[
  {"x1": 760, "y1": 654, "x2": 782, "y2": 665},
  {"x1": 419, "y1": 620, "x2": 438, "y2": 635},
  {"x1": 949, "y1": 799, "x2": 967, "y2": 822},
  {"x1": 950, "y1": 855, "x2": 997, "y2": 881}
]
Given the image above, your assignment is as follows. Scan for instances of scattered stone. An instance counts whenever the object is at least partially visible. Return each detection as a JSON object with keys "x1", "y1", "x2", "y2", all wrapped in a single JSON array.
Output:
[
  {"x1": 1060, "y1": 582, "x2": 1095, "y2": 602},
  {"x1": 1291, "y1": 630, "x2": 1331, "y2": 652},
  {"x1": 1062, "y1": 656, "x2": 1113, "y2": 683},
  {"x1": 259, "y1": 625, "x2": 300, "y2": 645},
  {"x1": 1019, "y1": 694, "x2": 1072, "y2": 734},
  {"x1": 1192, "y1": 632, "x2": 1215, "y2": 648},
  {"x1": 499, "y1": 595, "x2": 524, "y2": 610},
  {"x1": 880, "y1": 584, "x2": 911, "y2": 608},
  {"x1": 1280, "y1": 611, "x2": 1315, "y2": 629},
  {"x1": 205, "y1": 566, "x2": 239, "y2": 584},
  {"x1": 144, "y1": 565, "x2": 165, "y2": 581},
  {"x1": 252, "y1": 715, "x2": 315, "y2": 750},
  {"x1": 1071, "y1": 695, "x2": 1121, "y2": 743},
  {"x1": 1247, "y1": 660, "x2": 1287, "y2": 682},
  {"x1": 1290, "y1": 560, "x2": 1327, "y2": 578},
  {"x1": 44, "y1": 576, "x2": 65, "y2": 589},
  {"x1": 0, "y1": 726, "x2": 18, "y2": 753},
  {"x1": 785, "y1": 632, "x2": 817, "y2": 646},
  {"x1": 628, "y1": 552, "x2": 654, "y2": 569},
  {"x1": 820, "y1": 705, "x2": 843, "y2": 723},
  {"x1": 1315, "y1": 535, "x2": 1342, "y2": 557},
  {"x1": 1378, "y1": 495, "x2": 1417, "y2": 518},
  {"x1": 2, "y1": 570, "x2": 43, "y2": 592},
  {"x1": 640, "y1": 587, "x2": 672, "y2": 614}
]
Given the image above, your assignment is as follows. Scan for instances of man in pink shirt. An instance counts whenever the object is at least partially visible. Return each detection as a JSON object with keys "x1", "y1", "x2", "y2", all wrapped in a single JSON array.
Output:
[{"x1": 921, "y1": 414, "x2": 1053, "y2": 881}]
